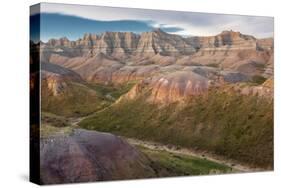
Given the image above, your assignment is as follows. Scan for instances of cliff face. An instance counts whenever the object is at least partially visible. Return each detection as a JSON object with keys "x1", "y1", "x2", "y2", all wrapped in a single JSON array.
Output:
[
  {"x1": 136, "y1": 29, "x2": 196, "y2": 56},
  {"x1": 45, "y1": 28, "x2": 196, "y2": 58},
  {"x1": 186, "y1": 30, "x2": 257, "y2": 49},
  {"x1": 148, "y1": 71, "x2": 209, "y2": 103},
  {"x1": 120, "y1": 70, "x2": 210, "y2": 103},
  {"x1": 89, "y1": 32, "x2": 140, "y2": 58},
  {"x1": 41, "y1": 62, "x2": 83, "y2": 96},
  {"x1": 185, "y1": 31, "x2": 273, "y2": 72},
  {"x1": 45, "y1": 30, "x2": 273, "y2": 60}
]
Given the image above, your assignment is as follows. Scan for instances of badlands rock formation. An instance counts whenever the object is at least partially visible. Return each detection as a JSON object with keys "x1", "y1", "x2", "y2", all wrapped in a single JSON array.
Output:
[
  {"x1": 122, "y1": 71, "x2": 209, "y2": 103},
  {"x1": 41, "y1": 62, "x2": 83, "y2": 96},
  {"x1": 38, "y1": 29, "x2": 273, "y2": 103},
  {"x1": 45, "y1": 28, "x2": 196, "y2": 58},
  {"x1": 40, "y1": 129, "x2": 157, "y2": 184},
  {"x1": 185, "y1": 31, "x2": 272, "y2": 71},
  {"x1": 186, "y1": 30, "x2": 257, "y2": 49},
  {"x1": 148, "y1": 71, "x2": 209, "y2": 103}
]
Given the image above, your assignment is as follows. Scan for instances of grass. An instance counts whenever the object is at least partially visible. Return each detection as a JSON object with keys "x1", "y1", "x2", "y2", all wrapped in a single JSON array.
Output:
[
  {"x1": 41, "y1": 112, "x2": 70, "y2": 127},
  {"x1": 138, "y1": 146, "x2": 232, "y2": 176},
  {"x1": 40, "y1": 112, "x2": 74, "y2": 138},
  {"x1": 251, "y1": 75, "x2": 267, "y2": 85},
  {"x1": 41, "y1": 80, "x2": 136, "y2": 117},
  {"x1": 41, "y1": 81, "x2": 110, "y2": 117},
  {"x1": 40, "y1": 124, "x2": 74, "y2": 138},
  {"x1": 79, "y1": 88, "x2": 273, "y2": 169},
  {"x1": 205, "y1": 63, "x2": 219, "y2": 68},
  {"x1": 87, "y1": 81, "x2": 137, "y2": 100}
]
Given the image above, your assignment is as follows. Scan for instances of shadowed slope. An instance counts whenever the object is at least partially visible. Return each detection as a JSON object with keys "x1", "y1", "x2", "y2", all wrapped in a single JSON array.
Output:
[{"x1": 40, "y1": 129, "x2": 157, "y2": 184}]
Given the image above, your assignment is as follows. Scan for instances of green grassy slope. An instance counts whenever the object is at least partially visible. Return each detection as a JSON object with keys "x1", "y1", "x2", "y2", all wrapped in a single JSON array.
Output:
[
  {"x1": 139, "y1": 146, "x2": 232, "y2": 176},
  {"x1": 41, "y1": 81, "x2": 109, "y2": 117},
  {"x1": 87, "y1": 82, "x2": 137, "y2": 100},
  {"x1": 41, "y1": 81, "x2": 136, "y2": 117},
  {"x1": 79, "y1": 89, "x2": 273, "y2": 169}
]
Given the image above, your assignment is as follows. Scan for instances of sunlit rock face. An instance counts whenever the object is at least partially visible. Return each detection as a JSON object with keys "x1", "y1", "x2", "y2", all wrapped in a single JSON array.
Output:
[
  {"x1": 122, "y1": 71, "x2": 209, "y2": 103},
  {"x1": 41, "y1": 62, "x2": 83, "y2": 96},
  {"x1": 42, "y1": 73, "x2": 67, "y2": 96},
  {"x1": 148, "y1": 71, "x2": 209, "y2": 103}
]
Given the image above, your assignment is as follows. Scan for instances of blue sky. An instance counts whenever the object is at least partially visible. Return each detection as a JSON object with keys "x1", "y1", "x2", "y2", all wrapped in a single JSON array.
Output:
[
  {"x1": 30, "y1": 3, "x2": 274, "y2": 42},
  {"x1": 32, "y1": 13, "x2": 184, "y2": 42}
]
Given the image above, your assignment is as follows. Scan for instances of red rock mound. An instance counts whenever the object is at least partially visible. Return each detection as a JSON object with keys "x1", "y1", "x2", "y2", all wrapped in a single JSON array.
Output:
[{"x1": 40, "y1": 129, "x2": 157, "y2": 184}]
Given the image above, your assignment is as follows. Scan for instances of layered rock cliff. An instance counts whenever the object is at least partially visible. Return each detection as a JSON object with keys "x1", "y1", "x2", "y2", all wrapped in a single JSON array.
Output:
[
  {"x1": 186, "y1": 30, "x2": 257, "y2": 50},
  {"x1": 38, "y1": 29, "x2": 273, "y2": 103},
  {"x1": 41, "y1": 62, "x2": 83, "y2": 96},
  {"x1": 44, "y1": 28, "x2": 196, "y2": 58}
]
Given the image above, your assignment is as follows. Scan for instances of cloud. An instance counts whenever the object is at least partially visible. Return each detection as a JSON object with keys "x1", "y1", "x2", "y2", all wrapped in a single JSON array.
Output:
[
  {"x1": 162, "y1": 26, "x2": 185, "y2": 33},
  {"x1": 32, "y1": 13, "x2": 188, "y2": 41},
  {"x1": 34, "y1": 3, "x2": 274, "y2": 39}
]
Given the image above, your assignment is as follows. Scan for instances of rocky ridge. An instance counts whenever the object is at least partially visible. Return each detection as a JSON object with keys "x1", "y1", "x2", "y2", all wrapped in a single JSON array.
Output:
[{"x1": 39, "y1": 29, "x2": 273, "y2": 103}]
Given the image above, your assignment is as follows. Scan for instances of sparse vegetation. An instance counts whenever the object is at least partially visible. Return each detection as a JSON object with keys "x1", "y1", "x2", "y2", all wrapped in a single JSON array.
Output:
[
  {"x1": 41, "y1": 112, "x2": 70, "y2": 127},
  {"x1": 41, "y1": 81, "x2": 110, "y2": 117},
  {"x1": 206, "y1": 63, "x2": 219, "y2": 68},
  {"x1": 139, "y1": 146, "x2": 232, "y2": 176},
  {"x1": 87, "y1": 81, "x2": 136, "y2": 100},
  {"x1": 40, "y1": 124, "x2": 74, "y2": 138},
  {"x1": 41, "y1": 112, "x2": 74, "y2": 137},
  {"x1": 251, "y1": 75, "x2": 267, "y2": 85},
  {"x1": 41, "y1": 79, "x2": 136, "y2": 117},
  {"x1": 79, "y1": 88, "x2": 273, "y2": 169}
]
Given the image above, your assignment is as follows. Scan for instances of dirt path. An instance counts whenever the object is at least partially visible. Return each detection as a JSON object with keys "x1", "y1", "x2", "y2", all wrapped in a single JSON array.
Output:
[
  {"x1": 69, "y1": 117, "x2": 87, "y2": 127},
  {"x1": 125, "y1": 137, "x2": 262, "y2": 172}
]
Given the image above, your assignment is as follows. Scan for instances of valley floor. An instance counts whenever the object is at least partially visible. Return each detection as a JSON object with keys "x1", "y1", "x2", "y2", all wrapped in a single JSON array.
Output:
[
  {"x1": 67, "y1": 115, "x2": 246, "y2": 173},
  {"x1": 126, "y1": 137, "x2": 260, "y2": 173}
]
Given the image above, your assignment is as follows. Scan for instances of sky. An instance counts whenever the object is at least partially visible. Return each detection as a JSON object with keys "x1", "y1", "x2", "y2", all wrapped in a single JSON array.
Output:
[{"x1": 30, "y1": 3, "x2": 274, "y2": 42}]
